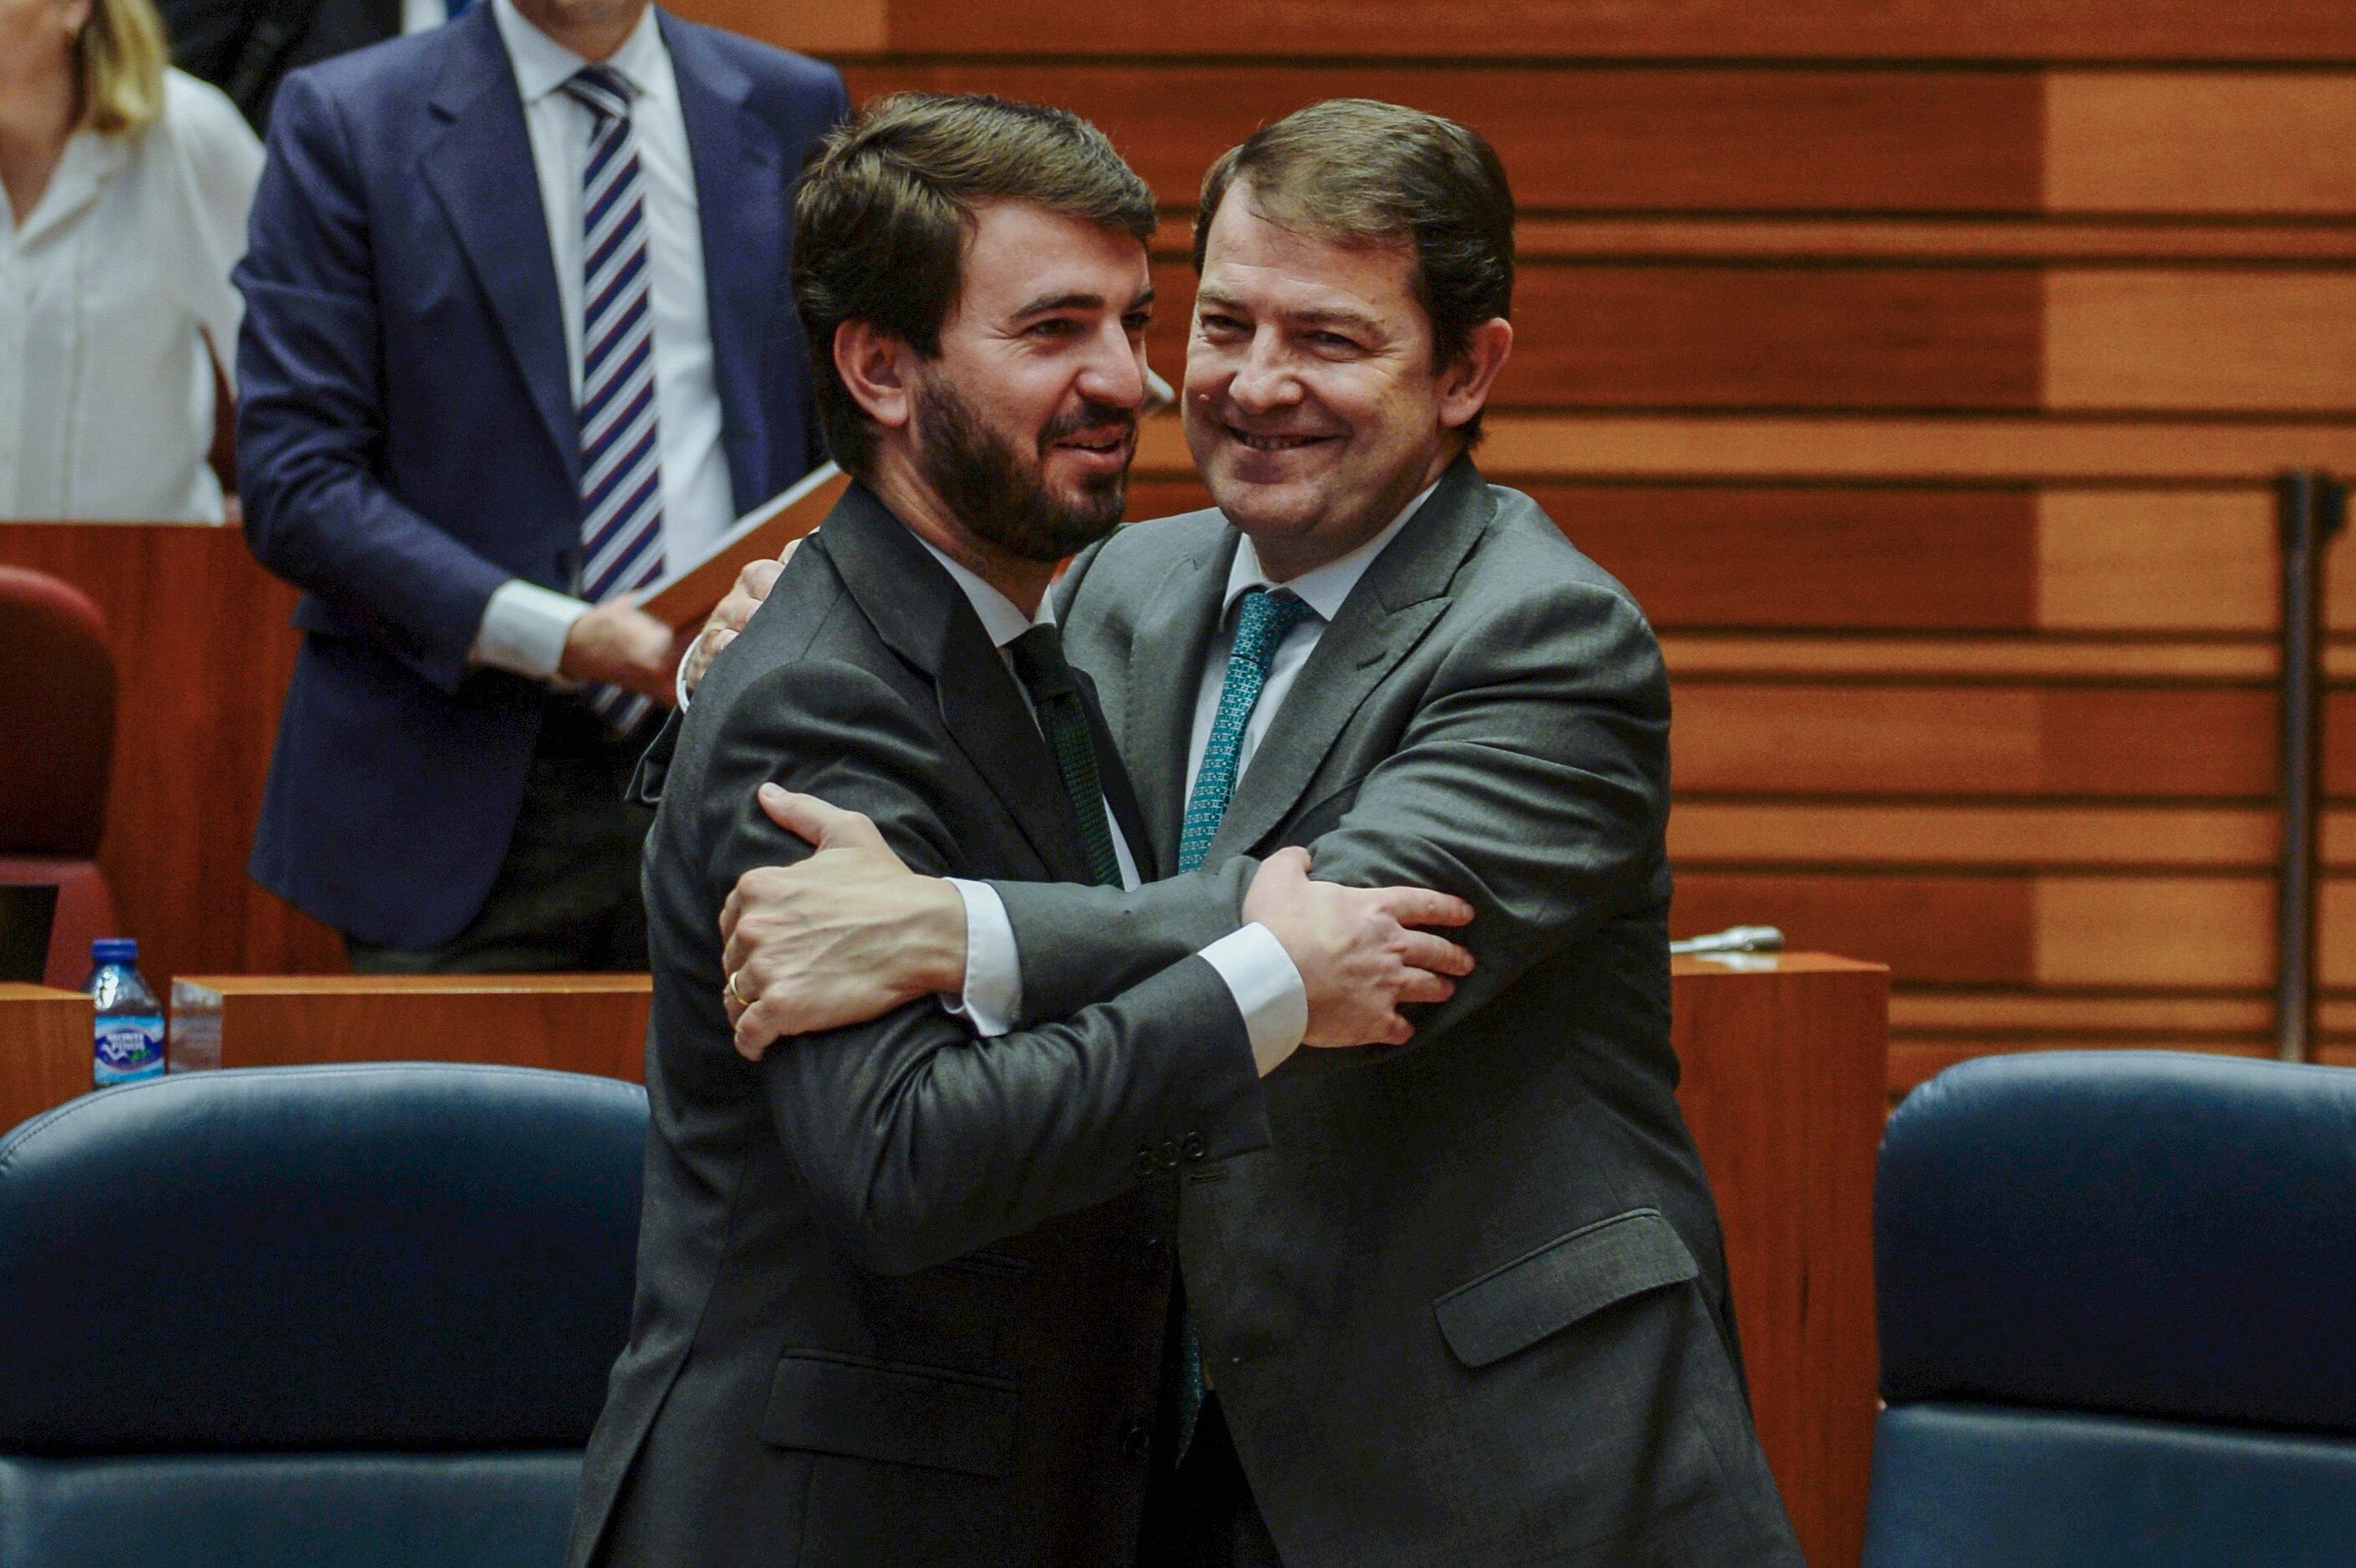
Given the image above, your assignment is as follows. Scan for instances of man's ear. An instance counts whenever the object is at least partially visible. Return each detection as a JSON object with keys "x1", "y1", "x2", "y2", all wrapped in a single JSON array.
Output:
[
  {"x1": 834, "y1": 319, "x2": 915, "y2": 432},
  {"x1": 1436, "y1": 317, "x2": 1513, "y2": 434}
]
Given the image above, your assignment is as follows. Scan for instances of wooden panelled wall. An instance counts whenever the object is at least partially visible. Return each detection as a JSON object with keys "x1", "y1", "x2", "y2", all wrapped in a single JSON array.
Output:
[{"x1": 660, "y1": 0, "x2": 2356, "y2": 1092}]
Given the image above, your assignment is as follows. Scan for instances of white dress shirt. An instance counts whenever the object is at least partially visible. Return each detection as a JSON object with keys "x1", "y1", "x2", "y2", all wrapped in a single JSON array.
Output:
[
  {"x1": 955, "y1": 481, "x2": 1441, "y2": 1055},
  {"x1": 0, "y1": 70, "x2": 261, "y2": 521},
  {"x1": 470, "y1": 0, "x2": 736, "y2": 680},
  {"x1": 909, "y1": 536, "x2": 1306, "y2": 1073}
]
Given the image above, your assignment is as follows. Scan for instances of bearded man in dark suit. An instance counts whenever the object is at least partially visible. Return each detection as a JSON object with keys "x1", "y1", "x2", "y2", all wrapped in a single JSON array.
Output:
[{"x1": 569, "y1": 94, "x2": 1475, "y2": 1568}]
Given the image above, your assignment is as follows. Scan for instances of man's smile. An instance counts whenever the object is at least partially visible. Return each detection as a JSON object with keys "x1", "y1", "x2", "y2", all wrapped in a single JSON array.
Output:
[{"x1": 1221, "y1": 422, "x2": 1335, "y2": 453}]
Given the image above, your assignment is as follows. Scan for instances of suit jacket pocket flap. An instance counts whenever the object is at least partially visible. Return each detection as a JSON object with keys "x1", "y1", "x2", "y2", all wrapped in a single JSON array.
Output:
[
  {"x1": 761, "y1": 1352, "x2": 1017, "y2": 1478},
  {"x1": 1434, "y1": 1209, "x2": 1699, "y2": 1369}
]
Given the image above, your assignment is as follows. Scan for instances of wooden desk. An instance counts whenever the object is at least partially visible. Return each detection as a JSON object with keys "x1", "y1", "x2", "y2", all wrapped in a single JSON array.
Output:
[
  {"x1": 168, "y1": 974, "x2": 651, "y2": 1081},
  {"x1": 0, "y1": 983, "x2": 95, "y2": 1135},
  {"x1": 1674, "y1": 951, "x2": 1887, "y2": 1568}
]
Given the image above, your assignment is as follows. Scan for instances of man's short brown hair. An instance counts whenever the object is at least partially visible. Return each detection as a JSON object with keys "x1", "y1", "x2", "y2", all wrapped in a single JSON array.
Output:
[
  {"x1": 1192, "y1": 99, "x2": 1515, "y2": 440},
  {"x1": 793, "y1": 93, "x2": 1158, "y2": 476}
]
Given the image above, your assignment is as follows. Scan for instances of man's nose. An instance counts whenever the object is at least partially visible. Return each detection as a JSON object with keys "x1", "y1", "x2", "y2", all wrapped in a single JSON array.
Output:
[
  {"x1": 1077, "y1": 320, "x2": 1147, "y2": 410},
  {"x1": 1226, "y1": 330, "x2": 1298, "y2": 413}
]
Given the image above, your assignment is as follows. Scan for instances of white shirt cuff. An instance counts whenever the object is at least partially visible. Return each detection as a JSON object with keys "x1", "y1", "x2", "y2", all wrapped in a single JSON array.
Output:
[
  {"x1": 471, "y1": 579, "x2": 589, "y2": 680},
  {"x1": 941, "y1": 878, "x2": 1020, "y2": 1038},
  {"x1": 1199, "y1": 922, "x2": 1307, "y2": 1077},
  {"x1": 941, "y1": 887, "x2": 1304, "y2": 1076},
  {"x1": 675, "y1": 639, "x2": 699, "y2": 710}
]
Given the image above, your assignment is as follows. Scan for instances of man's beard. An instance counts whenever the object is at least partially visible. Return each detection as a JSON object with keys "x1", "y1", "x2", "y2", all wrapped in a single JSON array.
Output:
[{"x1": 912, "y1": 373, "x2": 1133, "y2": 563}]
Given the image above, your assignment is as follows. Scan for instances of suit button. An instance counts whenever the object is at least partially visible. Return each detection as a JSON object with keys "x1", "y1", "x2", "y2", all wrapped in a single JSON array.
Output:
[
  {"x1": 1121, "y1": 1417, "x2": 1153, "y2": 1462},
  {"x1": 1140, "y1": 1235, "x2": 1165, "y2": 1275},
  {"x1": 1181, "y1": 1131, "x2": 1206, "y2": 1162},
  {"x1": 1132, "y1": 1148, "x2": 1158, "y2": 1179},
  {"x1": 1160, "y1": 1138, "x2": 1182, "y2": 1171}
]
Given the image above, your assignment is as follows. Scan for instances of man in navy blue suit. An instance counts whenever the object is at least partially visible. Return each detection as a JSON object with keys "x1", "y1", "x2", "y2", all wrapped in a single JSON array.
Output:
[{"x1": 235, "y1": 0, "x2": 845, "y2": 969}]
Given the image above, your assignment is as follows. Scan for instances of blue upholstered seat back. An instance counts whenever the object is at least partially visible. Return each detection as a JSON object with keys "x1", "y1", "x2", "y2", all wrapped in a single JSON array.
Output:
[
  {"x1": 0, "y1": 1063, "x2": 647, "y2": 1568},
  {"x1": 1865, "y1": 1051, "x2": 2356, "y2": 1568}
]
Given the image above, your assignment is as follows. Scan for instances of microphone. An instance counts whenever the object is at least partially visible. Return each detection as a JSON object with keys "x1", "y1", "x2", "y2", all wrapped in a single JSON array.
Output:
[{"x1": 1670, "y1": 925, "x2": 1784, "y2": 956}]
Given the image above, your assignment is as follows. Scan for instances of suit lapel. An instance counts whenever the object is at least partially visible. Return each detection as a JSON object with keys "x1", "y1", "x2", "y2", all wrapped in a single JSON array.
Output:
[
  {"x1": 421, "y1": 8, "x2": 578, "y2": 486},
  {"x1": 663, "y1": 16, "x2": 783, "y2": 514},
  {"x1": 818, "y1": 486, "x2": 1098, "y2": 885},
  {"x1": 1121, "y1": 532, "x2": 1237, "y2": 873},
  {"x1": 1206, "y1": 458, "x2": 1494, "y2": 863}
]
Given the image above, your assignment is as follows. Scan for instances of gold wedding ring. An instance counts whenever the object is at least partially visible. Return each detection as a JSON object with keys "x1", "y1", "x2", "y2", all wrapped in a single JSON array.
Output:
[{"x1": 727, "y1": 968, "x2": 755, "y2": 1006}]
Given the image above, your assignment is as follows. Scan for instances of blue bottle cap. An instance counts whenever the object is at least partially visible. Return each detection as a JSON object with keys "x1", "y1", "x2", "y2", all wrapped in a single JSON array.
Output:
[{"x1": 91, "y1": 938, "x2": 138, "y2": 965}]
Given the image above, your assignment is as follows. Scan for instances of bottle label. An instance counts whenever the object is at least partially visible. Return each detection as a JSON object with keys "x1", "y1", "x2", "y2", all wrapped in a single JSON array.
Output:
[{"x1": 94, "y1": 1016, "x2": 166, "y2": 1086}]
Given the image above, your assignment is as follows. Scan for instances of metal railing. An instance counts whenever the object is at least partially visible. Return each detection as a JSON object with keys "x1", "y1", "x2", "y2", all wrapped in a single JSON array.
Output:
[{"x1": 2272, "y1": 471, "x2": 2346, "y2": 1063}]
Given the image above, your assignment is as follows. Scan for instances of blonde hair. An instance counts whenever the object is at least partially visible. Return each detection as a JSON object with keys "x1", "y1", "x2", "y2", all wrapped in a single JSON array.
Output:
[{"x1": 78, "y1": 0, "x2": 170, "y2": 137}]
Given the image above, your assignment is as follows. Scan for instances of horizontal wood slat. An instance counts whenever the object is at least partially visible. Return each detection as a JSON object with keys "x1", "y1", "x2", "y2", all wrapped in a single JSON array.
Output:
[
  {"x1": 1660, "y1": 637, "x2": 2355, "y2": 682},
  {"x1": 1674, "y1": 873, "x2": 2353, "y2": 988},
  {"x1": 1889, "y1": 992, "x2": 2277, "y2": 1035},
  {"x1": 1503, "y1": 218, "x2": 2356, "y2": 265},
  {"x1": 1674, "y1": 685, "x2": 2356, "y2": 799},
  {"x1": 2046, "y1": 74, "x2": 2356, "y2": 215},
  {"x1": 880, "y1": 0, "x2": 2356, "y2": 64},
  {"x1": 2032, "y1": 491, "x2": 2288, "y2": 633},
  {"x1": 2047, "y1": 272, "x2": 2356, "y2": 413},
  {"x1": 1669, "y1": 803, "x2": 2356, "y2": 870},
  {"x1": 1563, "y1": 486, "x2": 2040, "y2": 631},
  {"x1": 842, "y1": 64, "x2": 2042, "y2": 214}
]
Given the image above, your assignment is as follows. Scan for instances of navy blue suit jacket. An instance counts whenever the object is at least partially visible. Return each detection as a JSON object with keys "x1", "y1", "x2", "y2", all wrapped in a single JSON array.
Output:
[{"x1": 236, "y1": 6, "x2": 845, "y2": 948}]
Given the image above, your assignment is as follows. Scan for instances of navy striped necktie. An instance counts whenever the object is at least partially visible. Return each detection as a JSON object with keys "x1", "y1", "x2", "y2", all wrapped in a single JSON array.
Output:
[{"x1": 562, "y1": 64, "x2": 665, "y2": 735}]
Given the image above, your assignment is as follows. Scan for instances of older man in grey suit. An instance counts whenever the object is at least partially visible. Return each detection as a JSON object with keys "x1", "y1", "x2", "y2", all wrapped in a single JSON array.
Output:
[{"x1": 705, "y1": 100, "x2": 1802, "y2": 1568}]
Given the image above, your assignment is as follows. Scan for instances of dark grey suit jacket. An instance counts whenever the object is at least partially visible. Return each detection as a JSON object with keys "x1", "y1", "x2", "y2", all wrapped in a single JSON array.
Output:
[
  {"x1": 990, "y1": 457, "x2": 1804, "y2": 1566},
  {"x1": 567, "y1": 485, "x2": 1271, "y2": 1567}
]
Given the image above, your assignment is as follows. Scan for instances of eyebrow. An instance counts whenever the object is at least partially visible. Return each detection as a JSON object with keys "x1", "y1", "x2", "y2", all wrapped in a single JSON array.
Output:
[
  {"x1": 1013, "y1": 286, "x2": 1157, "y2": 318},
  {"x1": 1194, "y1": 288, "x2": 1380, "y2": 335}
]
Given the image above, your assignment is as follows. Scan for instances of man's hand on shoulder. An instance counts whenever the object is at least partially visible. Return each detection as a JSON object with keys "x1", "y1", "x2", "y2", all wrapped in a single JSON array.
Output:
[
  {"x1": 1244, "y1": 848, "x2": 1474, "y2": 1048},
  {"x1": 562, "y1": 596, "x2": 682, "y2": 702},
  {"x1": 682, "y1": 542, "x2": 800, "y2": 696},
  {"x1": 722, "y1": 785, "x2": 966, "y2": 1059}
]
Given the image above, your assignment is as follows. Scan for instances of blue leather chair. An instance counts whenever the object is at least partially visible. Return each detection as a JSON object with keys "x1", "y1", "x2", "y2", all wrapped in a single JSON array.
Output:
[
  {"x1": 1866, "y1": 1050, "x2": 2356, "y2": 1567},
  {"x1": 0, "y1": 1063, "x2": 645, "y2": 1567}
]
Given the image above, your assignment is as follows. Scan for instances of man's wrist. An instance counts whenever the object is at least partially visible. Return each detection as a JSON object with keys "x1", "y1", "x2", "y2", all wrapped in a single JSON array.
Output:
[
  {"x1": 920, "y1": 876, "x2": 970, "y2": 995},
  {"x1": 472, "y1": 579, "x2": 590, "y2": 681}
]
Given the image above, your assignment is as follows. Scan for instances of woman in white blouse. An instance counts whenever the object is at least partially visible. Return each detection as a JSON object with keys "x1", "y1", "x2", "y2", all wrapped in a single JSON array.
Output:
[{"x1": 0, "y1": 0, "x2": 263, "y2": 521}]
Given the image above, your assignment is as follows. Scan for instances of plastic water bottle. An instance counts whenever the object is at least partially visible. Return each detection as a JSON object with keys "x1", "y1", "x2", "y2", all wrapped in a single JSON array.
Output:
[{"x1": 86, "y1": 938, "x2": 166, "y2": 1087}]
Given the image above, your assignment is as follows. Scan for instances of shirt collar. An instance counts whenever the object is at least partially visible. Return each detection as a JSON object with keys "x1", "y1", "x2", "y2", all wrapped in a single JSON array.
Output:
[
  {"x1": 492, "y1": 0, "x2": 668, "y2": 105},
  {"x1": 909, "y1": 533, "x2": 1050, "y2": 650},
  {"x1": 1221, "y1": 478, "x2": 1441, "y2": 624},
  {"x1": 6, "y1": 130, "x2": 128, "y2": 248}
]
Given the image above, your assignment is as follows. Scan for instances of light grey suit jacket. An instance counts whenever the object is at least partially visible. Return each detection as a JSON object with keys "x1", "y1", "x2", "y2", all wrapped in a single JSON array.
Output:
[{"x1": 990, "y1": 456, "x2": 1804, "y2": 1566}]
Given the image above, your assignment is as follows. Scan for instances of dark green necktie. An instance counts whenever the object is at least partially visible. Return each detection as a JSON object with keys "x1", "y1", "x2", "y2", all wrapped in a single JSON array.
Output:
[{"x1": 1007, "y1": 626, "x2": 1124, "y2": 889}]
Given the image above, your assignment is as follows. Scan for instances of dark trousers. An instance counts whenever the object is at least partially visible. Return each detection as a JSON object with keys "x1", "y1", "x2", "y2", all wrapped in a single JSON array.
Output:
[
  {"x1": 1136, "y1": 1394, "x2": 1284, "y2": 1568},
  {"x1": 347, "y1": 698, "x2": 654, "y2": 974}
]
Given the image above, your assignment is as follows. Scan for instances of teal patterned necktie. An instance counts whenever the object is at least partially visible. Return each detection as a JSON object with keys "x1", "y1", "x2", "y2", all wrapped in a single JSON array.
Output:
[
  {"x1": 1178, "y1": 588, "x2": 1317, "y2": 874},
  {"x1": 1007, "y1": 626, "x2": 1124, "y2": 888},
  {"x1": 1170, "y1": 586, "x2": 1315, "y2": 1459}
]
